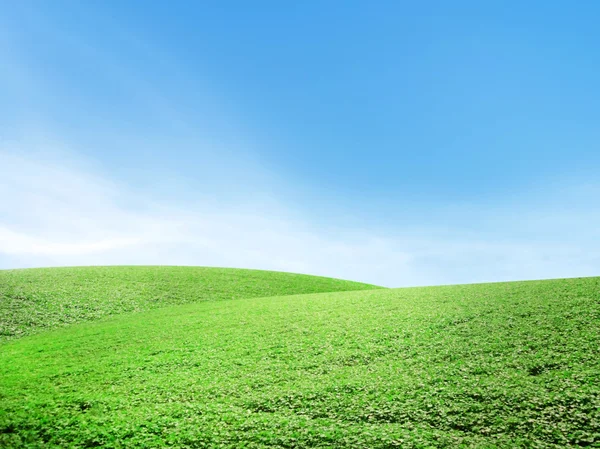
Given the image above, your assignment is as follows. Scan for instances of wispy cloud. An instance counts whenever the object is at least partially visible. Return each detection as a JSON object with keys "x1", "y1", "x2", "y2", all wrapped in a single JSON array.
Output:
[
  {"x1": 1, "y1": 148, "x2": 598, "y2": 287},
  {"x1": 0, "y1": 228, "x2": 140, "y2": 256}
]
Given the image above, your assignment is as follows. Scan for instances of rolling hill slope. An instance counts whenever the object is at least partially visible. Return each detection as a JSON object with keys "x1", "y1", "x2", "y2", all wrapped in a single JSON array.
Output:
[
  {"x1": 0, "y1": 266, "x2": 381, "y2": 341},
  {"x1": 1, "y1": 276, "x2": 598, "y2": 448}
]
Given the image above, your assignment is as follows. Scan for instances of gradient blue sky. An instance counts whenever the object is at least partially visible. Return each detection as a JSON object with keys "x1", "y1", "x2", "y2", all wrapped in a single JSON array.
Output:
[{"x1": 1, "y1": 1, "x2": 599, "y2": 286}]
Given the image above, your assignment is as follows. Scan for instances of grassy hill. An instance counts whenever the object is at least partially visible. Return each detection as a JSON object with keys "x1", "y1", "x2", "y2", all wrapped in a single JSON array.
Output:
[
  {"x1": 1, "y1": 275, "x2": 598, "y2": 448},
  {"x1": 0, "y1": 266, "x2": 381, "y2": 341}
]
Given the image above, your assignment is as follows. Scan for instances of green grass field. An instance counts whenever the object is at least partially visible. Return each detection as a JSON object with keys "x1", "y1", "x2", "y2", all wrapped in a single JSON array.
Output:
[
  {"x1": 1, "y1": 268, "x2": 599, "y2": 448},
  {"x1": 0, "y1": 266, "x2": 380, "y2": 341}
]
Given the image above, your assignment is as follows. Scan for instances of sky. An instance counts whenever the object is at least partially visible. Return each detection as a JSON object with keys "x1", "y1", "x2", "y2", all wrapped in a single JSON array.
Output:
[{"x1": 1, "y1": 1, "x2": 599, "y2": 287}]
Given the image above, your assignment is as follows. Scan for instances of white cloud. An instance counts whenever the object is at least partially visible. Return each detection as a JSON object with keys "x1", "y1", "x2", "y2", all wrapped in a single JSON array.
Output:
[
  {"x1": 1, "y1": 148, "x2": 598, "y2": 288},
  {"x1": 0, "y1": 227, "x2": 141, "y2": 256},
  {"x1": 0, "y1": 148, "x2": 410, "y2": 285}
]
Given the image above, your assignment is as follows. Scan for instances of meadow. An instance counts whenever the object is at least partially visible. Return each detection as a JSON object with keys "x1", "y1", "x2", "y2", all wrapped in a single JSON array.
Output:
[
  {"x1": 0, "y1": 266, "x2": 379, "y2": 341},
  {"x1": 0, "y1": 268, "x2": 599, "y2": 448}
]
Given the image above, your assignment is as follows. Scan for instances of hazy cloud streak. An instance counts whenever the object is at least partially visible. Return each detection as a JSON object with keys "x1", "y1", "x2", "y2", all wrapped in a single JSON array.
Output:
[{"x1": 1, "y1": 150, "x2": 598, "y2": 287}]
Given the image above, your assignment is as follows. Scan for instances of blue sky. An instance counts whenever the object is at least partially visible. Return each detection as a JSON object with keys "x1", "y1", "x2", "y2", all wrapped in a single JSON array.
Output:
[{"x1": 1, "y1": 1, "x2": 599, "y2": 286}]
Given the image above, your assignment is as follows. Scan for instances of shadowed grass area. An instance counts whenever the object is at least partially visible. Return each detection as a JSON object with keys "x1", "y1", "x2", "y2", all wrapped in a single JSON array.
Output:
[
  {"x1": 1, "y1": 276, "x2": 598, "y2": 447},
  {"x1": 0, "y1": 266, "x2": 381, "y2": 341}
]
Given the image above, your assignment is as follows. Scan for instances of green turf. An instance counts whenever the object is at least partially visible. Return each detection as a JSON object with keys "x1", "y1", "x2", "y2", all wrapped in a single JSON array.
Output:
[
  {"x1": 0, "y1": 266, "x2": 380, "y2": 342},
  {"x1": 1, "y1": 276, "x2": 599, "y2": 448}
]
